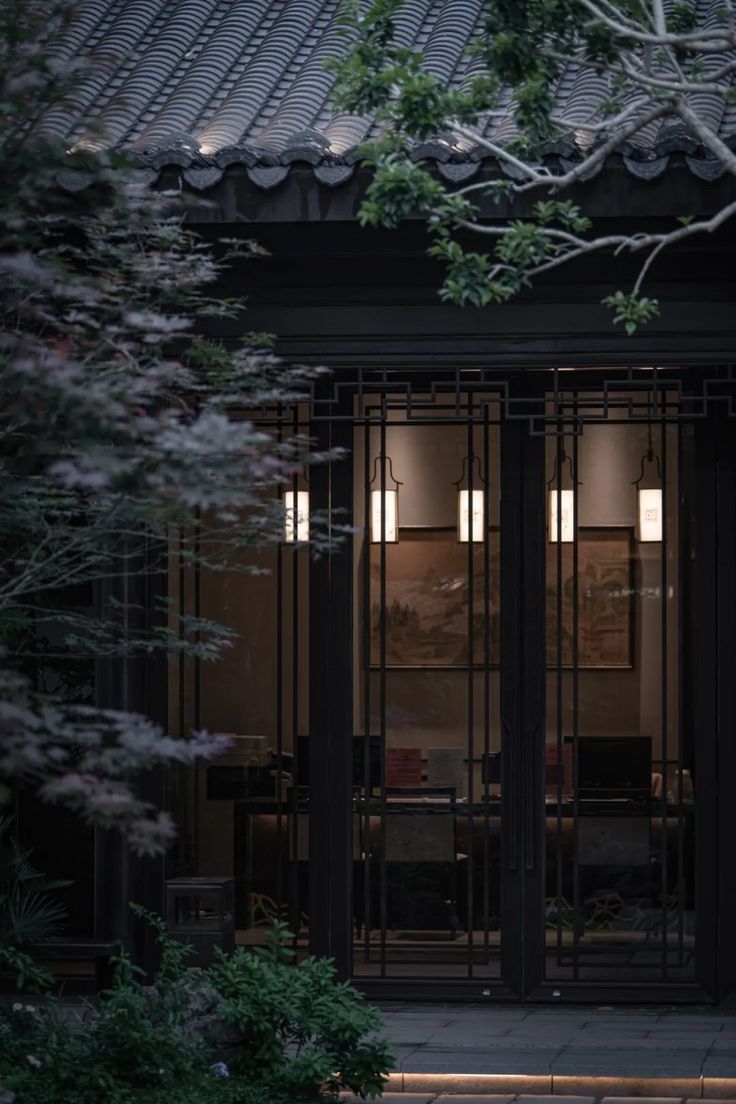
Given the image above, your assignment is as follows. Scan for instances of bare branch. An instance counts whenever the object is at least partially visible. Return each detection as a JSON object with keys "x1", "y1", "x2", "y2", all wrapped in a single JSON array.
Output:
[
  {"x1": 676, "y1": 99, "x2": 736, "y2": 175},
  {"x1": 454, "y1": 197, "x2": 736, "y2": 292},
  {"x1": 450, "y1": 99, "x2": 674, "y2": 200},
  {"x1": 578, "y1": 0, "x2": 736, "y2": 50},
  {"x1": 550, "y1": 97, "x2": 652, "y2": 135},
  {"x1": 619, "y1": 55, "x2": 735, "y2": 96}
]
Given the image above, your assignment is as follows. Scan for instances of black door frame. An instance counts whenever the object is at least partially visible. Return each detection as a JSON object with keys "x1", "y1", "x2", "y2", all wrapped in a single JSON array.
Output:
[
  {"x1": 499, "y1": 402, "x2": 546, "y2": 998},
  {"x1": 308, "y1": 366, "x2": 727, "y2": 1003},
  {"x1": 520, "y1": 374, "x2": 716, "y2": 1004}
]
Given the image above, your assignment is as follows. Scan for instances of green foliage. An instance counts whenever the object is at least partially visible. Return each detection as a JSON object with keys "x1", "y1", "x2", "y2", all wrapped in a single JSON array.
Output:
[
  {"x1": 358, "y1": 154, "x2": 445, "y2": 228},
  {"x1": 330, "y1": 0, "x2": 735, "y2": 332},
  {"x1": 207, "y1": 920, "x2": 391, "y2": 1101},
  {"x1": 0, "y1": 0, "x2": 335, "y2": 850},
  {"x1": 533, "y1": 201, "x2": 592, "y2": 234},
  {"x1": 327, "y1": 0, "x2": 405, "y2": 114},
  {"x1": 602, "y1": 290, "x2": 660, "y2": 334},
  {"x1": 0, "y1": 943, "x2": 52, "y2": 993},
  {"x1": 0, "y1": 913, "x2": 391, "y2": 1104},
  {"x1": 496, "y1": 221, "x2": 554, "y2": 266},
  {"x1": 0, "y1": 818, "x2": 66, "y2": 991}
]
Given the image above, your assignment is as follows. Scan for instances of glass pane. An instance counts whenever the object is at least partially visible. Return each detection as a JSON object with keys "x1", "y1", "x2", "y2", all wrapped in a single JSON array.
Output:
[
  {"x1": 352, "y1": 401, "x2": 503, "y2": 980},
  {"x1": 544, "y1": 394, "x2": 694, "y2": 984},
  {"x1": 167, "y1": 413, "x2": 310, "y2": 957}
]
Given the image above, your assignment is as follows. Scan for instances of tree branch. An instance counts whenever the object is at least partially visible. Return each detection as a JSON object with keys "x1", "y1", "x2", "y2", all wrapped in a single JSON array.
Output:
[
  {"x1": 451, "y1": 99, "x2": 674, "y2": 200},
  {"x1": 454, "y1": 197, "x2": 736, "y2": 290},
  {"x1": 578, "y1": 0, "x2": 736, "y2": 50},
  {"x1": 676, "y1": 99, "x2": 736, "y2": 175}
]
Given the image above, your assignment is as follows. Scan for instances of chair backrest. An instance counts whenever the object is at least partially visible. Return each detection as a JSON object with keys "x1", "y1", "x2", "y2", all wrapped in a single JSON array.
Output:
[{"x1": 383, "y1": 789, "x2": 457, "y2": 862}]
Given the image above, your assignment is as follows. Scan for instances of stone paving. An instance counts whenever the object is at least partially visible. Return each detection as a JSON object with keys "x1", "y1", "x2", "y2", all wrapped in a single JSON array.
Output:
[
  {"x1": 341, "y1": 1003, "x2": 736, "y2": 1098},
  {"x1": 342, "y1": 1097, "x2": 736, "y2": 1104}
]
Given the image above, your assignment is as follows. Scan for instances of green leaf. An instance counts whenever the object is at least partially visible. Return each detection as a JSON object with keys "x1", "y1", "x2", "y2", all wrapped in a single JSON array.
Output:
[{"x1": 602, "y1": 290, "x2": 660, "y2": 335}]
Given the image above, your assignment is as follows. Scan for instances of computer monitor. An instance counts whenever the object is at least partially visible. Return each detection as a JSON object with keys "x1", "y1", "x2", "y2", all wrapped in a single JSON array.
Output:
[
  {"x1": 577, "y1": 736, "x2": 651, "y2": 799},
  {"x1": 296, "y1": 736, "x2": 383, "y2": 789}
]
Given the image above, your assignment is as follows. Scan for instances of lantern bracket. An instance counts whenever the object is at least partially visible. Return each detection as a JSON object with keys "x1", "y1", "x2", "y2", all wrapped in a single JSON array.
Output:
[
  {"x1": 546, "y1": 447, "x2": 582, "y2": 488},
  {"x1": 453, "y1": 454, "x2": 487, "y2": 489},
  {"x1": 369, "y1": 455, "x2": 403, "y2": 490}
]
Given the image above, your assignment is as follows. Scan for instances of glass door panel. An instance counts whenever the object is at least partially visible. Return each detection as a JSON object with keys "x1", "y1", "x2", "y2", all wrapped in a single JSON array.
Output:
[
  {"x1": 544, "y1": 393, "x2": 695, "y2": 985},
  {"x1": 352, "y1": 397, "x2": 503, "y2": 980}
]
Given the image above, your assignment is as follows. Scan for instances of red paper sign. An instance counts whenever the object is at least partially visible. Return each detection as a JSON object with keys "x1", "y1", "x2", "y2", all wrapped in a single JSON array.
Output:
[{"x1": 386, "y1": 747, "x2": 422, "y2": 789}]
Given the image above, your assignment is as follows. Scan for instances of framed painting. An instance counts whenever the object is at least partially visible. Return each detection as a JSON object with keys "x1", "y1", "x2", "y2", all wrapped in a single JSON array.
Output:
[
  {"x1": 370, "y1": 527, "x2": 500, "y2": 667},
  {"x1": 546, "y1": 527, "x2": 634, "y2": 669},
  {"x1": 369, "y1": 526, "x2": 633, "y2": 670}
]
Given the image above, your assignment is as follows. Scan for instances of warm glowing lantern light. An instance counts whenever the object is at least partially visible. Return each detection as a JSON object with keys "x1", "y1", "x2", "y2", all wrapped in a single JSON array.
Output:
[
  {"x1": 458, "y1": 488, "x2": 484, "y2": 543},
  {"x1": 638, "y1": 487, "x2": 663, "y2": 542},
  {"x1": 548, "y1": 489, "x2": 574, "y2": 543},
  {"x1": 371, "y1": 489, "x2": 398, "y2": 543},
  {"x1": 284, "y1": 490, "x2": 309, "y2": 543}
]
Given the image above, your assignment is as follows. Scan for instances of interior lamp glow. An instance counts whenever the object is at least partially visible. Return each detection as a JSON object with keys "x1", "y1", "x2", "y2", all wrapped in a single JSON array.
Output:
[
  {"x1": 284, "y1": 490, "x2": 309, "y2": 543},
  {"x1": 453, "y1": 455, "x2": 487, "y2": 543},
  {"x1": 633, "y1": 428, "x2": 663, "y2": 542},
  {"x1": 369, "y1": 454, "x2": 402, "y2": 543},
  {"x1": 458, "y1": 488, "x2": 484, "y2": 543},
  {"x1": 638, "y1": 486, "x2": 663, "y2": 542},
  {"x1": 371, "y1": 489, "x2": 398, "y2": 543},
  {"x1": 548, "y1": 489, "x2": 574, "y2": 543}
]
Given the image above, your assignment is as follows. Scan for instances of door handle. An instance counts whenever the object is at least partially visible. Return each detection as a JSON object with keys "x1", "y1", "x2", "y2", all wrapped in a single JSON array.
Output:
[
  {"x1": 525, "y1": 722, "x2": 541, "y2": 872},
  {"x1": 501, "y1": 718, "x2": 518, "y2": 870}
]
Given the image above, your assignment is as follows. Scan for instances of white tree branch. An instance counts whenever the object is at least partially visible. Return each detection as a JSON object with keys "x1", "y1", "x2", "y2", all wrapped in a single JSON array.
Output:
[
  {"x1": 453, "y1": 197, "x2": 736, "y2": 290},
  {"x1": 578, "y1": 0, "x2": 736, "y2": 50},
  {"x1": 450, "y1": 100, "x2": 673, "y2": 201},
  {"x1": 676, "y1": 99, "x2": 736, "y2": 175},
  {"x1": 619, "y1": 55, "x2": 735, "y2": 96}
]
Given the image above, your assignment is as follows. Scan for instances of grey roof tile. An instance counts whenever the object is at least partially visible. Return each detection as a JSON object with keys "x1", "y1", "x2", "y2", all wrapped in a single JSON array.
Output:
[{"x1": 35, "y1": 0, "x2": 736, "y2": 192}]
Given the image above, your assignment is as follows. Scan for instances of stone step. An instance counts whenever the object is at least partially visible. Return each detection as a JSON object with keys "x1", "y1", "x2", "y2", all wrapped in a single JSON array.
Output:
[{"x1": 341, "y1": 1074, "x2": 736, "y2": 1098}]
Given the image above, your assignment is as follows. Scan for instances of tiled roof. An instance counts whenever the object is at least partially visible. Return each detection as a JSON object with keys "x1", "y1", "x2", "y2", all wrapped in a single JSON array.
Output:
[{"x1": 37, "y1": 0, "x2": 736, "y2": 192}]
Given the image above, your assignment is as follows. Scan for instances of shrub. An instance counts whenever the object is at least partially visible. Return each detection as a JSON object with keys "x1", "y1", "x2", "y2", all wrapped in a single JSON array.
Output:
[
  {"x1": 0, "y1": 818, "x2": 68, "y2": 992},
  {"x1": 205, "y1": 921, "x2": 391, "y2": 1101},
  {"x1": 0, "y1": 912, "x2": 391, "y2": 1104}
]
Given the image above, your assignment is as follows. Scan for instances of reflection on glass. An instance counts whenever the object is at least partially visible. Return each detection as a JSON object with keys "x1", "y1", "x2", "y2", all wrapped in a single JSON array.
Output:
[{"x1": 167, "y1": 417, "x2": 310, "y2": 958}]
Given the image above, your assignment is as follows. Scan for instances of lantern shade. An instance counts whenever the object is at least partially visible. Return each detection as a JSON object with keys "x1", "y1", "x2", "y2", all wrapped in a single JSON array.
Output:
[
  {"x1": 371, "y1": 489, "x2": 398, "y2": 543},
  {"x1": 548, "y1": 489, "x2": 574, "y2": 543},
  {"x1": 284, "y1": 490, "x2": 309, "y2": 543},
  {"x1": 638, "y1": 487, "x2": 662, "y2": 542},
  {"x1": 458, "y1": 488, "x2": 484, "y2": 543}
]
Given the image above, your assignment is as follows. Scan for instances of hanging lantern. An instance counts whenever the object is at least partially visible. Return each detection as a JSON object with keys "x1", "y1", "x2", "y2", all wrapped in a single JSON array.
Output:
[
  {"x1": 633, "y1": 429, "x2": 663, "y2": 542},
  {"x1": 284, "y1": 490, "x2": 309, "y2": 543},
  {"x1": 548, "y1": 488, "x2": 575, "y2": 543},
  {"x1": 370, "y1": 488, "x2": 398, "y2": 543},
  {"x1": 370, "y1": 456, "x2": 402, "y2": 543},
  {"x1": 547, "y1": 447, "x2": 578, "y2": 543},
  {"x1": 453, "y1": 455, "x2": 487, "y2": 542},
  {"x1": 457, "y1": 489, "x2": 485, "y2": 543},
  {"x1": 637, "y1": 487, "x2": 663, "y2": 542}
]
